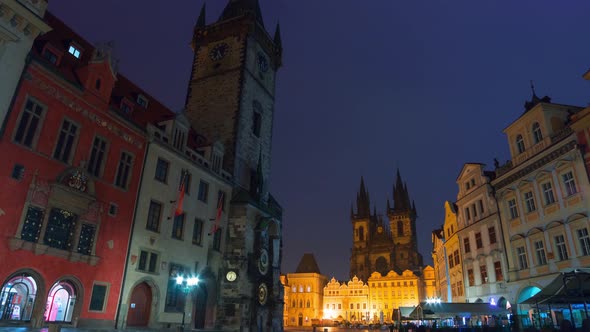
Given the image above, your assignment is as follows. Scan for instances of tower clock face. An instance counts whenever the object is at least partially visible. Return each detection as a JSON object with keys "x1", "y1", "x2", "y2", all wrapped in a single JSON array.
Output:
[
  {"x1": 209, "y1": 43, "x2": 229, "y2": 61},
  {"x1": 226, "y1": 270, "x2": 237, "y2": 282},
  {"x1": 258, "y1": 248, "x2": 269, "y2": 275},
  {"x1": 257, "y1": 52, "x2": 269, "y2": 73},
  {"x1": 258, "y1": 283, "x2": 268, "y2": 305}
]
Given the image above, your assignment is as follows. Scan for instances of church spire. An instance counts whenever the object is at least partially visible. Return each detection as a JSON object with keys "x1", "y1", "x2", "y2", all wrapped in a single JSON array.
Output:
[
  {"x1": 196, "y1": 3, "x2": 206, "y2": 27},
  {"x1": 356, "y1": 177, "x2": 371, "y2": 218},
  {"x1": 393, "y1": 169, "x2": 409, "y2": 212},
  {"x1": 219, "y1": 0, "x2": 265, "y2": 27}
]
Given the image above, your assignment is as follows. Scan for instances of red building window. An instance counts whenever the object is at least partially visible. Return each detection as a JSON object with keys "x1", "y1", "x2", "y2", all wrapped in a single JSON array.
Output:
[
  {"x1": 115, "y1": 151, "x2": 133, "y2": 189},
  {"x1": 53, "y1": 119, "x2": 79, "y2": 164},
  {"x1": 87, "y1": 136, "x2": 108, "y2": 177},
  {"x1": 14, "y1": 98, "x2": 45, "y2": 148}
]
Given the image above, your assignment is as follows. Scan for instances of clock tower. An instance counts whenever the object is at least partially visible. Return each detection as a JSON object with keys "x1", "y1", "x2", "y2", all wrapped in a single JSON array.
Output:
[
  {"x1": 185, "y1": 1, "x2": 284, "y2": 331},
  {"x1": 185, "y1": 0, "x2": 282, "y2": 196}
]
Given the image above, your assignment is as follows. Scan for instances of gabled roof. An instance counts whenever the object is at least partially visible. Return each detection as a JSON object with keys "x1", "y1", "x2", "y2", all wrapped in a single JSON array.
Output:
[{"x1": 295, "y1": 253, "x2": 321, "y2": 274}]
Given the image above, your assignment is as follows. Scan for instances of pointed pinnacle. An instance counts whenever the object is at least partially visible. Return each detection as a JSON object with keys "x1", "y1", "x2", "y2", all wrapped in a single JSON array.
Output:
[
  {"x1": 274, "y1": 22, "x2": 282, "y2": 49},
  {"x1": 196, "y1": 3, "x2": 206, "y2": 27}
]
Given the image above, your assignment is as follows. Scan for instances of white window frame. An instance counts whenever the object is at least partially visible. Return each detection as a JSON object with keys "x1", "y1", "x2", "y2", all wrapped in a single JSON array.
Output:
[
  {"x1": 541, "y1": 182, "x2": 555, "y2": 205},
  {"x1": 517, "y1": 246, "x2": 528, "y2": 269},
  {"x1": 562, "y1": 171, "x2": 577, "y2": 196},
  {"x1": 578, "y1": 228, "x2": 590, "y2": 256},
  {"x1": 534, "y1": 240, "x2": 547, "y2": 265},
  {"x1": 524, "y1": 191, "x2": 536, "y2": 213},
  {"x1": 554, "y1": 234, "x2": 568, "y2": 261},
  {"x1": 508, "y1": 199, "x2": 519, "y2": 219}
]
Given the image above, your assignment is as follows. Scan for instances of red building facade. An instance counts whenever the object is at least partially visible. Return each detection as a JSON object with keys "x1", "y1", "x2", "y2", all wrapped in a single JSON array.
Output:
[{"x1": 0, "y1": 13, "x2": 146, "y2": 328}]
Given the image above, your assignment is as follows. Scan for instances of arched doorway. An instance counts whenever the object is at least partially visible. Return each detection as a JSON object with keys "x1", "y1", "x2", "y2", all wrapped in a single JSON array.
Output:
[
  {"x1": 127, "y1": 282, "x2": 152, "y2": 327},
  {"x1": 193, "y1": 285, "x2": 207, "y2": 329},
  {"x1": 44, "y1": 280, "x2": 77, "y2": 323},
  {"x1": 298, "y1": 313, "x2": 303, "y2": 326},
  {"x1": 0, "y1": 274, "x2": 38, "y2": 321}
]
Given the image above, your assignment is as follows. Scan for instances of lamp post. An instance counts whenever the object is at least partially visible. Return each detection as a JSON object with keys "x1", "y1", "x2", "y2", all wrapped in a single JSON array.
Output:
[{"x1": 175, "y1": 274, "x2": 199, "y2": 331}]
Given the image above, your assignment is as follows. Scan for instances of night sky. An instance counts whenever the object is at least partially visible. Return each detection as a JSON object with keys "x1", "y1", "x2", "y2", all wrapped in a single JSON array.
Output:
[{"x1": 48, "y1": 1, "x2": 590, "y2": 281}]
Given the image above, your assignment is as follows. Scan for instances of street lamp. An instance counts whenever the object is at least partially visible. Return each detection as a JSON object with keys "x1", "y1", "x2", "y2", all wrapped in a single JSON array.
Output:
[{"x1": 175, "y1": 274, "x2": 200, "y2": 330}]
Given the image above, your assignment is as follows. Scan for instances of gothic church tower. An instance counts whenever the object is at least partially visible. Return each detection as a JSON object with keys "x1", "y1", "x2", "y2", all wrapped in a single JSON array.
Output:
[
  {"x1": 388, "y1": 170, "x2": 423, "y2": 272},
  {"x1": 184, "y1": 1, "x2": 284, "y2": 331},
  {"x1": 350, "y1": 171, "x2": 423, "y2": 282}
]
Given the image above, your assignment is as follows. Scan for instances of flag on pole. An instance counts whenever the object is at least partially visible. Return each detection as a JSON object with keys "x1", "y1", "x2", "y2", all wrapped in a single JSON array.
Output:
[
  {"x1": 208, "y1": 191, "x2": 224, "y2": 235},
  {"x1": 169, "y1": 171, "x2": 186, "y2": 220}
]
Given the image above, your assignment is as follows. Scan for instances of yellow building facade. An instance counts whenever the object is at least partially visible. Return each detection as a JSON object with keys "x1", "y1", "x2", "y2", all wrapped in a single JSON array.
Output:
[
  {"x1": 284, "y1": 254, "x2": 328, "y2": 327},
  {"x1": 322, "y1": 268, "x2": 435, "y2": 324},
  {"x1": 323, "y1": 276, "x2": 369, "y2": 322},
  {"x1": 442, "y1": 201, "x2": 465, "y2": 302}
]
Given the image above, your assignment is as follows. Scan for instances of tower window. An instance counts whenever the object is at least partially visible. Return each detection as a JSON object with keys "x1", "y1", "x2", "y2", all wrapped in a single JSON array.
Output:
[
  {"x1": 252, "y1": 101, "x2": 263, "y2": 137},
  {"x1": 397, "y1": 220, "x2": 403, "y2": 236},
  {"x1": 516, "y1": 135, "x2": 525, "y2": 154},
  {"x1": 532, "y1": 122, "x2": 543, "y2": 144},
  {"x1": 252, "y1": 112, "x2": 262, "y2": 137}
]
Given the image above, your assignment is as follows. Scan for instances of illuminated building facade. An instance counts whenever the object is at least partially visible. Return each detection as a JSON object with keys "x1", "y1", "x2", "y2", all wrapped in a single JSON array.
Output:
[
  {"x1": 455, "y1": 163, "x2": 509, "y2": 305},
  {"x1": 323, "y1": 276, "x2": 369, "y2": 323},
  {"x1": 431, "y1": 227, "x2": 449, "y2": 301},
  {"x1": 492, "y1": 91, "x2": 590, "y2": 320},
  {"x1": 284, "y1": 254, "x2": 327, "y2": 327},
  {"x1": 440, "y1": 201, "x2": 465, "y2": 303}
]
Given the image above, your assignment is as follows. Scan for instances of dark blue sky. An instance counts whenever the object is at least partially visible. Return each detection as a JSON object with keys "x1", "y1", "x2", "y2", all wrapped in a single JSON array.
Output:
[{"x1": 49, "y1": 1, "x2": 590, "y2": 281}]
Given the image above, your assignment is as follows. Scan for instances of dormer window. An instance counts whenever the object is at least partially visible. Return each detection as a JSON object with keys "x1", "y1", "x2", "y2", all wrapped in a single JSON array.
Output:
[
  {"x1": 68, "y1": 44, "x2": 81, "y2": 58},
  {"x1": 121, "y1": 100, "x2": 133, "y2": 114},
  {"x1": 137, "y1": 94, "x2": 149, "y2": 108},
  {"x1": 516, "y1": 135, "x2": 525, "y2": 154},
  {"x1": 532, "y1": 122, "x2": 543, "y2": 144},
  {"x1": 43, "y1": 49, "x2": 59, "y2": 64},
  {"x1": 41, "y1": 45, "x2": 62, "y2": 65}
]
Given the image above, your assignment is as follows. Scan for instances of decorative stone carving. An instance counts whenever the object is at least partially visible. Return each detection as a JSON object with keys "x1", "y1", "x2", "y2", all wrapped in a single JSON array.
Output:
[{"x1": 66, "y1": 169, "x2": 88, "y2": 192}]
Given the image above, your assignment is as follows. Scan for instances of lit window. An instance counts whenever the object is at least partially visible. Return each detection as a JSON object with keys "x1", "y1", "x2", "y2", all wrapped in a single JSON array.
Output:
[{"x1": 68, "y1": 45, "x2": 81, "y2": 58}]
